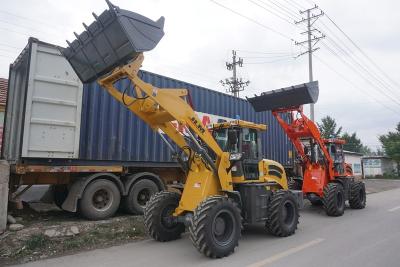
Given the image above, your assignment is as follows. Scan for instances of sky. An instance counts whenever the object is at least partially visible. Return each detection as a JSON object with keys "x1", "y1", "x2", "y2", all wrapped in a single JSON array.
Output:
[{"x1": 0, "y1": 0, "x2": 399, "y2": 151}]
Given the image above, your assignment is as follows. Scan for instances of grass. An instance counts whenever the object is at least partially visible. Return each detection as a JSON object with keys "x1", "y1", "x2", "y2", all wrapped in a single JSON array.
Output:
[{"x1": 25, "y1": 234, "x2": 50, "y2": 251}]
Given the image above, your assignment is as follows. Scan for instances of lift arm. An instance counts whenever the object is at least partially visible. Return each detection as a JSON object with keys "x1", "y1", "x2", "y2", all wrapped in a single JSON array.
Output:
[{"x1": 97, "y1": 54, "x2": 233, "y2": 192}]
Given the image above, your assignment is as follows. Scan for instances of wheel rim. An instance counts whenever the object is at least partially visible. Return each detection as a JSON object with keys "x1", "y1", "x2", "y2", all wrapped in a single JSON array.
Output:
[
  {"x1": 92, "y1": 188, "x2": 113, "y2": 211},
  {"x1": 161, "y1": 204, "x2": 178, "y2": 230},
  {"x1": 137, "y1": 188, "x2": 152, "y2": 207},
  {"x1": 282, "y1": 200, "x2": 296, "y2": 226},
  {"x1": 211, "y1": 209, "x2": 236, "y2": 247}
]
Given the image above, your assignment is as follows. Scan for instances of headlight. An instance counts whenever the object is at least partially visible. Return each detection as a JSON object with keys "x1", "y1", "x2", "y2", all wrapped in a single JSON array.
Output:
[{"x1": 229, "y1": 153, "x2": 243, "y2": 161}]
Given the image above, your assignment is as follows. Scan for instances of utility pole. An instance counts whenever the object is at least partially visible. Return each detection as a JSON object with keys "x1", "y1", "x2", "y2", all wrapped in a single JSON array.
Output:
[
  {"x1": 221, "y1": 50, "x2": 250, "y2": 98},
  {"x1": 295, "y1": 5, "x2": 325, "y2": 121}
]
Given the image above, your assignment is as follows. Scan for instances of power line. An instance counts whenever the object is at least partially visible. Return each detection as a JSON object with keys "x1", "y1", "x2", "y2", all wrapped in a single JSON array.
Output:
[
  {"x1": 236, "y1": 49, "x2": 292, "y2": 55},
  {"x1": 264, "y1": 0, "x2": 303, "y2": 20},
  {"x1": 0, "y1": 10, "x2": 66, "y2": 31},
  {"x1": 315, "y1": 19, "x2": 400, "y2": 100},
  {"x1": 321, "y1": 40, "x2": 400, "y2": 107},
  {"x1": 244, "y1": 58, "x2": 294, "y2": 64},
  {"x1": 314, "y1": 54, "x2": 399, "y2": 115},
  {"x1": 209, "y1": 0, "x2": 295, "y2": 41},
  {"x1": 304, "y1": 0, "x2": 400, "y2": 104},
  {"x1": 248, "y1": 0, "x2": 297, "y2": 26}
]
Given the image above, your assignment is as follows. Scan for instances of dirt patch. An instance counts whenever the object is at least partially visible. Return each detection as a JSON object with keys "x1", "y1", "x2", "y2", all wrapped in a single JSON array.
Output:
[{"x1": 0, "y1": 205, "x2": 146, "y2": 266}]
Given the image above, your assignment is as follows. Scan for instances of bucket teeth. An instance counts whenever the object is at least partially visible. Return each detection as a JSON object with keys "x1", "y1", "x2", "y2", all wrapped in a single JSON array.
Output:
[{"x1": 61, "y1": 0, "x2": 165, "y2": 83}]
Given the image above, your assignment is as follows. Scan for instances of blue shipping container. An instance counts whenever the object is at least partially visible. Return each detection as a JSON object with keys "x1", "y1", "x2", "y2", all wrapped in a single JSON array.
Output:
[{"x1": 79, "y1": 70, "x2": 293, "y2": 167}]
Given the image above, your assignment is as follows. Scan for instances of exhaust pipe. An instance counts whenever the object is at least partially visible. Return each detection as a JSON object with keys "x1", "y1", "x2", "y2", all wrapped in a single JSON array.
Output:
[
  {"x1": 247, "y1": 81, "x2": 319, "y2": 111},
  {"x1": 61, "y1": 0, "x2": 165, "y2": 83}
]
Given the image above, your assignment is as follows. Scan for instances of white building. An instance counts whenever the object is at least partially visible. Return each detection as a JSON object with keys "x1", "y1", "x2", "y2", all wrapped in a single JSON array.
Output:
[
  {"x1": 344, "y1": 150, "x2": 363, "y2": 179},
  {"x1": 362, "y1": 156, "x2": 398, "y2": 178}
]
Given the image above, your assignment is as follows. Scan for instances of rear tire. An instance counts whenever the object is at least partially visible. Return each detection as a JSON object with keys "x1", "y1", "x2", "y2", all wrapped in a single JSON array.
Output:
[
  {"x1": 322, "y1": 183, "x2": 345, "y2": 216},
  {"x1": 189, "y1": 196, "x2": 242, "y2": 258},
  {"x1": 144, "y1": 191, "x2": 185, "y2": 242},
  {"x1": 123, "y1": 179, "x2": 159, "y2": 214},
  {"x1": 349, "y1": 181, "x2": 366, "y2": 209},
  {"x1": 79, "y1": 179, "x2": 121, "y2": 220},
  {"x1": 266, "y1": 190, "x2": 299, "y2": 237}
]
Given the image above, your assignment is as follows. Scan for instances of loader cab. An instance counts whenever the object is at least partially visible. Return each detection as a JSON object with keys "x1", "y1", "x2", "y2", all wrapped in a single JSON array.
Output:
[
  {"x1": 212, "y1": 120, "x2": 266, "y2": 181},
  {"x1": 324, "y1": 139, "x2": 346, "y2": 175}
]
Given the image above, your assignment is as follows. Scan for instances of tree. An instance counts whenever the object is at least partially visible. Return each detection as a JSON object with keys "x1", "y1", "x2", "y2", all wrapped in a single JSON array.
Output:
[
  {"x1": 341, "y1": 132, "x2": 370, "y2": 154},
  {"x1": 317, "y1": 116, "x2": 342, "y2": 139},
  {"x1": 379, "y1": 122, "x2": 400, "y2": 175}
]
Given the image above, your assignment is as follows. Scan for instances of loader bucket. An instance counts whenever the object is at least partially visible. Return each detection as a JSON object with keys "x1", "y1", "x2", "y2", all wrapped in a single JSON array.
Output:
[
  {"x1": 62, "y1": 0, "x2": 165, "y2": 83},
  {"x1": 247, "y1": 81, "x2": 319, "y2": 111}
]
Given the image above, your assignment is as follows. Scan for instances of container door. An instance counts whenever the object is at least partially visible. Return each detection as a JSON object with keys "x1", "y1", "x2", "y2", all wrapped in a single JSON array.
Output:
[{"x1": 21, "y1": 41, "x2": 82, "y2": 158}]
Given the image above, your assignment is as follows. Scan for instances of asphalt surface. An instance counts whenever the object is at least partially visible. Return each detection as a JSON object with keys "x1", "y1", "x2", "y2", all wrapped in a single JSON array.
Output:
[{"x1": 15, "y1": 187, "x2": 400, "y2": 267}]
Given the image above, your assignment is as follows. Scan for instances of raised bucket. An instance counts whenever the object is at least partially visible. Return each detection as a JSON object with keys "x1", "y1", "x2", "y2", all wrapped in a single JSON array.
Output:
[
  {"x1": 247, "y1": 81, "x2": 319, "y2": 111},
  {"x1": 62, "y1": 0, "x2": 165, "y2": 83}
]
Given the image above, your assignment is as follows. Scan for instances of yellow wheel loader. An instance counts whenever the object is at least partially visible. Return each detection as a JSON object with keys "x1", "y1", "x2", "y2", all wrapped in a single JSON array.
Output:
[{"x1": 62, "y1": 0, "x2": 303, "y2": 258}]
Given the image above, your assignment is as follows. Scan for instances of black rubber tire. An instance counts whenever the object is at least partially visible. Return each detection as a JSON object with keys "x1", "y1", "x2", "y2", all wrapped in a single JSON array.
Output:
[
  {"x1": 123, "y1": 179, "x2": 159, "y2": 215},
  {"x1": 322, "y1": 183, "x2": 345, "y2": 217},
  {"x1": 349, "y1": 181, "x2": 366, "y2": 209},
  {"x1": 189, "y1": 196, "x2": 242, "y2": 258},
  {"x1": 144, "y1": 191, "x2": 185, "y2": 242},
  {"x1": 79, "y1": 179, "x2": 121, "y2": 220},
  {"x1": 53, "y1": 185, "x2": 68, "y2": 209},
  {"x1": 266, "y1": 190, "x2": 300, "y2": 237}
]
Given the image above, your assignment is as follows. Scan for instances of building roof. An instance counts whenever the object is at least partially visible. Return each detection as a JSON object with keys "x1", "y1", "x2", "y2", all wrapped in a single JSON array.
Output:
[
  {"x1": 362, "y1": 155, "x2": 392, "y2": 160},
  {"x1": 0, "y1": 78, "x2": 8, "y2": 106},
  {"x1": 343, "y1": 150, "x2": 363, "y2": 156}
]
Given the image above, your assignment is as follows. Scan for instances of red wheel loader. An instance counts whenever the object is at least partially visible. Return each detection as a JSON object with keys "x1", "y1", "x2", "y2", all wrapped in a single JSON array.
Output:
[{"x1": 248, "y1": 82, "x2": 366, "y2": 216}]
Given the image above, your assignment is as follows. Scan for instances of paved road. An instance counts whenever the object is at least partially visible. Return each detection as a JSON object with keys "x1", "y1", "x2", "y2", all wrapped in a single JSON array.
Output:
[{"x1": 15, "y1": 188, "x2": 400, "y2": 267}]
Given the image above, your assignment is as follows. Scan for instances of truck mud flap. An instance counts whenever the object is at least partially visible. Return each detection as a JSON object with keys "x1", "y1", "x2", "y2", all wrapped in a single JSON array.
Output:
[
  {"x1": 62, "y1": 0, "x2": 165, "y2": 83},
  {"x1": 247, "y1": 81, "x2": 319, "y2": 111}
]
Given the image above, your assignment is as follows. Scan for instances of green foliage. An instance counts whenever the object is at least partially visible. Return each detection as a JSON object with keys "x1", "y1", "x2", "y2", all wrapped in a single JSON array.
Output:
[
  {"x1": 379, "y1": 122, "x2": 400, "y2": 174},
  {"x1": 342, "y1": 132, "x2": 370, "y2": 154},
  {"x1": 317, "y1": 116, "x2": 342, "y2": 139}
]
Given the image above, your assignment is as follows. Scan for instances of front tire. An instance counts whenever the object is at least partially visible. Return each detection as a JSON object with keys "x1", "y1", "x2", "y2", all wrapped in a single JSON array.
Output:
[
  {"x1": 349, "y1": 181, "x2": 366, "y2": 209},
  {"x1": 266, "y1": 190, "x2": 299, "y2": 237},
  {"x1": 189, "y1": 196, "x2": 242, "y2": 258},
  {"x1": 144, "y1": 191, "x2": 185, "y2": 242},
  {"x1": 322, "y1": 183, "x2": 345, "y2": 216}
]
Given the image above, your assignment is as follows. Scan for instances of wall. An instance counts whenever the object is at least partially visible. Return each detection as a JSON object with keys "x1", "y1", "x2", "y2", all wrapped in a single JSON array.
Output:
[{"x1": 344, "y1": 153, "x2": 362, "y2": 178}]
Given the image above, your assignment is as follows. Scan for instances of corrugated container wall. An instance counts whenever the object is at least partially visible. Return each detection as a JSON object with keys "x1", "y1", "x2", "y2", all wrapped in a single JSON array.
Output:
[{"x1": 80, "y1": 71, "x2": 293, "y2": 166}]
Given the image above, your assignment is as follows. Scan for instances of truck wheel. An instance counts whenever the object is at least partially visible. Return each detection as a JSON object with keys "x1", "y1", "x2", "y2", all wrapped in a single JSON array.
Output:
[
  {"x1": 189, "y1": 196, "x2": 242, "y2": 258},
  {"x1": 53, "y1": 185, "x2": 68, "y2": 209},
  {"x1": 266, "y1": 190, "x2": 299, "y2": 237},
  {"x1": 144, "y1": 191, "x2": 185, "y2": 241},
  {"x1": 322, "y1": 183, "x2": 345, "y2": 216},
  {"x1": 79, "y1": 179, "x2": 121, "y2": 220},
  {"x1": 123, "y1": 179, "x2": 159, "y2": 214},
  {"x1": 349, "y1": 181, "x2": 366, "y2": 209}
]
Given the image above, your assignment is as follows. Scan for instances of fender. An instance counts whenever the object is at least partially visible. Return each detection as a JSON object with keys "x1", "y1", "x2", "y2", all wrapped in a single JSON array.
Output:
[
  {"x1": 62, "y1": 173, "x2": 124, "y2": 212},
  {"x1": 124, "y1": 172, "x2": 166, "y2": 194}
]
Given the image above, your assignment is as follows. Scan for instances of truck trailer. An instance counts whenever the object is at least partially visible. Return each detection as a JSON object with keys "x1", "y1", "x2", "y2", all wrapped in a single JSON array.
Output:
[{"x1": 2, "y1": 38, "x2": 293, "y2": 220}]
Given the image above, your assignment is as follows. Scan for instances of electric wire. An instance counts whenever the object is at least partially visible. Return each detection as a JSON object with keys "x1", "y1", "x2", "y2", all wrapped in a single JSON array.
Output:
[
  {"x1": 209, "y1": 0, "x2": 295, "y2": 41},
  {"x1": 313, "y1": 54, "x2": 399, "y2": 115},
  {"x1": 320, "y1": 41, "x2": 400, "y2": 107}
]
